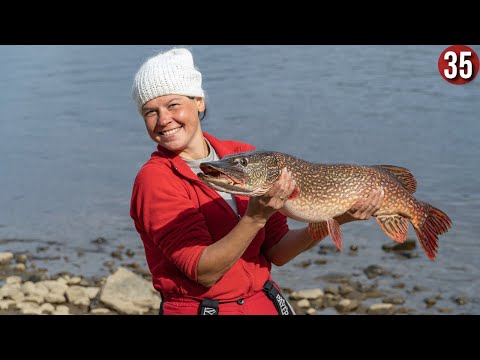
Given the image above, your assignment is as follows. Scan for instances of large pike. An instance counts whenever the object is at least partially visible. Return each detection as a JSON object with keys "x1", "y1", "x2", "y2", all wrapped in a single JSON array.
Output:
[{"x1": 198, "y1": 151, "x2": 452, "y2": 261}]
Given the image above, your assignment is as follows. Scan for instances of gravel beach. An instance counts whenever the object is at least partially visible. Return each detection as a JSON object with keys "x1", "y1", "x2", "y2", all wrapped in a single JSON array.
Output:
[{"x1": 0, "y1": 239, "x2": 470, "y2": 315}]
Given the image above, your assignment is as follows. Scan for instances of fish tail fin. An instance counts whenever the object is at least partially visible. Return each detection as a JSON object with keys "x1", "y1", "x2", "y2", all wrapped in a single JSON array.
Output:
[{"x1": 413, "y1": 202, "x2": 452, "y2": 261}]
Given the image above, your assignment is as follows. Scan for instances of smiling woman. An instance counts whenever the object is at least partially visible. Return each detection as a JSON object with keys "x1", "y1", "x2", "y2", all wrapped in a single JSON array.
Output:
[{"x1": 129, "y1": 47, "x2": 384, "y2": 315}]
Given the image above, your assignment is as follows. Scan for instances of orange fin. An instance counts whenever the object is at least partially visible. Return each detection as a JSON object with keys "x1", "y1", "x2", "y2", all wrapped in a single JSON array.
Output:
[
  {"x1": 377, "y1": 165, "x2": 417, "y2": 193},
  {"x1": 308, "y1": 222, "x2": 329, "y2": 241},
  {"x1": 375, "y1": 215, "x2": 409, "y2": 243},
  {"x1": 288, "y1": 186, "x2": 300, "y2": 200},
  {"x1": 327, "y1": 218, "x2": 342, "y2": 251},
  {"x1": 413, "y1": 203, "x2": 453, "y2": 261}
]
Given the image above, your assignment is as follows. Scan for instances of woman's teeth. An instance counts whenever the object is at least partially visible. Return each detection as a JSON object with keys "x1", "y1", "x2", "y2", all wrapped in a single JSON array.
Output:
[{"x1": 161, "y1": 127, "x2": 181, "y2": 136}]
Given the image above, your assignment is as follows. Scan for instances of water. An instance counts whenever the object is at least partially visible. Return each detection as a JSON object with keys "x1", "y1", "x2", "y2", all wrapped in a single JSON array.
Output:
[{"x1": 1, "y1": 45, "x2": 479, "y2": 313}]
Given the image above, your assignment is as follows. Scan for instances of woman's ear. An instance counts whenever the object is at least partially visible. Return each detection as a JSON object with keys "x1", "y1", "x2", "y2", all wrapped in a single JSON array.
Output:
[{"x1": 195, "y1": 97, "x2": 206, "y2": 112}]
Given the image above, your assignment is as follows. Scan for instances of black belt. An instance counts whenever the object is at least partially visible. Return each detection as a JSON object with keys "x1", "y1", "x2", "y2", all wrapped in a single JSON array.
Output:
[{"x1": 197, "y1": 280, "x2": 295, "y2": 315}]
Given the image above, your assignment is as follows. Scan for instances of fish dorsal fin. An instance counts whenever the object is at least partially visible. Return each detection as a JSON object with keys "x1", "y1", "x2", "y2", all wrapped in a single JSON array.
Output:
[
  {"x1": 378, "y1": 165, "x2": 417, "y2": 194},
  {"x1": 375, "y1": 215, "x2": 409, "y2": 243}
]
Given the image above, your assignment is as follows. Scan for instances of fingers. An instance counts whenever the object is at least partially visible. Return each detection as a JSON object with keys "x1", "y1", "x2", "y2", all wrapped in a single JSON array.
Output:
[
  {"x1": 348, "y1": 187, "x2": 385, "y2": 220},
  {"x1": 265, "y1": 167, "x2": 295, "y2": 207}
]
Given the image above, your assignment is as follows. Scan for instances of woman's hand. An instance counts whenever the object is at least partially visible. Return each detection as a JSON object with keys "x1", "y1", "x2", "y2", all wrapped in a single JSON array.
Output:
[
  {"x1": 336, "y1": 187, "x2": 385, "y2": 224},
  {"x1": 245, "y1": 167, "x2": 295, "y2": 224}
]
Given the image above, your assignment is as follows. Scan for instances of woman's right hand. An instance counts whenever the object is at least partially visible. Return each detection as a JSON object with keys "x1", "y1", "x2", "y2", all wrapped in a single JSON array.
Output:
[{"x1": 244, "y1": 167, "x2": 296, "y2": 224}]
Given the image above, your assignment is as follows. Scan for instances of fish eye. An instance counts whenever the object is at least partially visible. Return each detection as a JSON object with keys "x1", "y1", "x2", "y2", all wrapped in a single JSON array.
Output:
[{"x1": 240, "y1": 158, "x2": 248, "y2": 166}]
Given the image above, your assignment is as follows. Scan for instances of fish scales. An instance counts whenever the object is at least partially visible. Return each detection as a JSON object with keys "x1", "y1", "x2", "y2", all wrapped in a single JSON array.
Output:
[{"x1": 198, "y1": 150, "x2": 452, "y2": 261}]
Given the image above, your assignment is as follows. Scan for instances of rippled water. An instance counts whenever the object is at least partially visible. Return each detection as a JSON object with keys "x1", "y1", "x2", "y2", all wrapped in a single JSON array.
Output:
[{"x1": 1, "y1": 45, "x2": 479, "y2": 314}]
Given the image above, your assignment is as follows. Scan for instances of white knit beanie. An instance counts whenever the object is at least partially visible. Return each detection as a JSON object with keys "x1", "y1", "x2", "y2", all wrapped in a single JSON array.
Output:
[{"x1": 132, "y1": 48, "x2": 205, "y2": 113}]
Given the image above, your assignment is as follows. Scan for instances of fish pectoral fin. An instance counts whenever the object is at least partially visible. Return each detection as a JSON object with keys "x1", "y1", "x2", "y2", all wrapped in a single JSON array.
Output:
[
  {"x1": 375, "y1": 215, "x2": 409, "y2": 243},
  {"x1": 288, "y1": 186, "x2": 301, "y2": 200},
  {"x1": 327, "y1": 218, "x2": 343, "y2": 251},
  {"x1": 308, "y1": 222, "x2": 329, "y2": 241}
]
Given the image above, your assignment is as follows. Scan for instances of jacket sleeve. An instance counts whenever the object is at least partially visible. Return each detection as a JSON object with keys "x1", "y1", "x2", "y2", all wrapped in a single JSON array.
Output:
[
  {"x1": 130, "y1": 164, "x2": 211, "y2": 282},
  {"x1": 261, "y1": 211, "x2": 289, "y2": 252}
]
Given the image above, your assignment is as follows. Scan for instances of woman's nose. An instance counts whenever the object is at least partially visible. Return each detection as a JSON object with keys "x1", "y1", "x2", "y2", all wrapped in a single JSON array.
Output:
[{"x1": 157, "y1": 110, "x2": 171, "y2": 126}]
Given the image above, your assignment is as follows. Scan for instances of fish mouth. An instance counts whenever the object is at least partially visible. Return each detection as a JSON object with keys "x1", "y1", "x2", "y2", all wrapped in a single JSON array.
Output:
[
  {"x1": 198, "y1": 164, "x2": 245, "y2": 186},
  {"x1": 198, "y1": 163, "x2": 251, "y2": 194}
]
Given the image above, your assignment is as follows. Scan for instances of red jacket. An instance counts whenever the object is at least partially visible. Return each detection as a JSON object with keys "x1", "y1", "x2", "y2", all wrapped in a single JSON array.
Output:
[{"x1": 130, "y1": 132, "x2": 289, "y2": 303}]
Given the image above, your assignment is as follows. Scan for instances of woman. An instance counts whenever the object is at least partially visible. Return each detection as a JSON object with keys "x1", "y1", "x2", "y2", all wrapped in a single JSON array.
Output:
[{"x1": 130, "y1": 47, "x2": 384, "y2": 315}]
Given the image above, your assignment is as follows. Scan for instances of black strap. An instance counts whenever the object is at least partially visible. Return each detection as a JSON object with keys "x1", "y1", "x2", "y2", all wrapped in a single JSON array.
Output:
[
  {"x1": 198, "y1": 298, "x2": 219, "y2": 315},
  {"x1": 263, "y1": 280, "x2": 295, "y2": 315},
  {"x1": 158, "y1": 291, "x2": 165, "y2": 315}
]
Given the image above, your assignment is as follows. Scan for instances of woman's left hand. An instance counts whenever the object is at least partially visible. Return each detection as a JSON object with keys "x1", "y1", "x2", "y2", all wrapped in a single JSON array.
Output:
[{"x1": 337, "y1": 187, "x2": 385, "y2": 223}]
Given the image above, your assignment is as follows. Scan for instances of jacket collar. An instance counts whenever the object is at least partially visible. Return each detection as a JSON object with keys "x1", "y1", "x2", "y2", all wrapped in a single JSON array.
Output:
[{"x1": 154, "y1": 132, "x2": 242, "y2": 182}]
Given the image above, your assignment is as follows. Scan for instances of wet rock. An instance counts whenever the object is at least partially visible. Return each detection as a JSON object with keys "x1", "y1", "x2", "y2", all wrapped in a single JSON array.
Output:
[
  {"x1": 18, "y1": 302, "x2": 42, "y2": 315},
  {"x1": 103, "y1": 260, "x2": 114, "y2": 268},
  {"x1": 15, "y1": 254, "x2": 28, "y2": 264},
  {"x1": 99, "y1": 267, "x2": 161, "y2": 315},
  {"x1": 296, "y1": 299, "x2": 311, "y2": 308},
  {"x1": 14, "y1": 264, "x2": 26, "y2": 272},
  {"x1": 412, "y1": 285, "x2": 429, "y2": 292},
  {"x1": 437, "y1": 307, "x2": 453, "y2": 313},
  {"x1": 363, "y1": 264, "x2": 385, "y2": 279},
  {"x1": 383, "y1": 296, "x2": 406, "y2": 305},
  {"x1": 40, "y1": 303, "x2": 55, "y2": 314},
  {"x1": 0, "y1": 252, "x2": 14, "y2": 266},
  {"x1": 52, "y1": 305, "x2": 70, "y2": 315},
  {"x1": 66, "y1": 276, "x2": 82, "y2": 285},
  {"x1": 66, "y1": 286, "x2": 91, "y2": 308},
  {"x1": 391, "y1": 282, "x2": 406, "y2": 289},
  {"x1": 90, "y1": 307, "x2": 111, "y2": 315},
  {"x1": 322, "y1": 293, "x2": 341, "y2": 308},
  {"x1": 381, "y1": 238, "x2": 416, "y2": 252},
  {"x1": 305, "y1": 307, "x2": 317, "y2": 315},
  {"x1": 26, "y1": 271, "x2": 49, "y2": 283},
  {"x1": 289, "y1": 288, "x2": 324, "y2": 300},
  {"x1": 125, "y1": 249, "x2": 135, "y2": 258},
  {"x1": 110, "y1": 251, "x2": 123, "y2": 260},
  {"x1": 453, "y1": 295, "x2": 468, "y2": 306},
  {"x1": 92, "y1": 237, "x2": 108, "y2": 245},
  {"x1": 294, "y1": 260, "x2": 312, "y2": 268},
  {"x1": 313, "y1": 259, "x2": 328, "y2": 265},
  {"x1": 367, "y1": 303, "x2": 394, "y2": 315},
  {"x1": 0, "y1": 299, "x2": 15, "y2": 310},
  {"x1": 317, "y1": 272, "x2": 351, "y2": 284},
  {"x1": 317, "y1": 244, "x2": 340, "y2": 255},
  {"x1": 6, "y1": 276, "x2": 22, "y2": 285},
  {"x1": 395, "y1": 251, "x2": 419, "y2": 259},
  {"x1": 323, "y1": 286, "x2": 339, "y2": 295},
  {"x1": 345, "y1": 291, "x2": 365, "y2": 301},
  {"x1": 424, "y1": 297, "x2": 437, "y2": 307},
  {"x1": 338, "y1": 285, "x2": 354, "y2": 296},
  {"x1": 335, "y1": 299, "x2": 359, "y2": 313},
  {"x1": 44, "y1": 292, "x2": 67, "y2": 304}
]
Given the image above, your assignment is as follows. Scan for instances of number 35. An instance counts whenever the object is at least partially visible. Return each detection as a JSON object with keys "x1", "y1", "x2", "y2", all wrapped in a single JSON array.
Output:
[{"x1": 444, "y1": 51, "x2": 473, "y2": 79}]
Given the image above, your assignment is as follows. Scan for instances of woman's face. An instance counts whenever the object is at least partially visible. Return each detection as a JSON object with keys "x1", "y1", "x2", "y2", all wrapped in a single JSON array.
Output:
[{"x1": 142, "y1": 95, "x2": 205, "y2": 159}]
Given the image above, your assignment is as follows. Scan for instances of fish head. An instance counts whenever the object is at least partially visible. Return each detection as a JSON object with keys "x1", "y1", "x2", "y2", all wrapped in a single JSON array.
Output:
[{"x1": 198, "y1": 151, "x2": 281, "y2": 196}]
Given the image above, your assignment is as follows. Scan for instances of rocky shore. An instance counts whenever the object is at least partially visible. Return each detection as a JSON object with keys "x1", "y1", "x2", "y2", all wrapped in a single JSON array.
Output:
[{"x1": 0, "y1": 241, "x2": 470, "y2": 315}]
